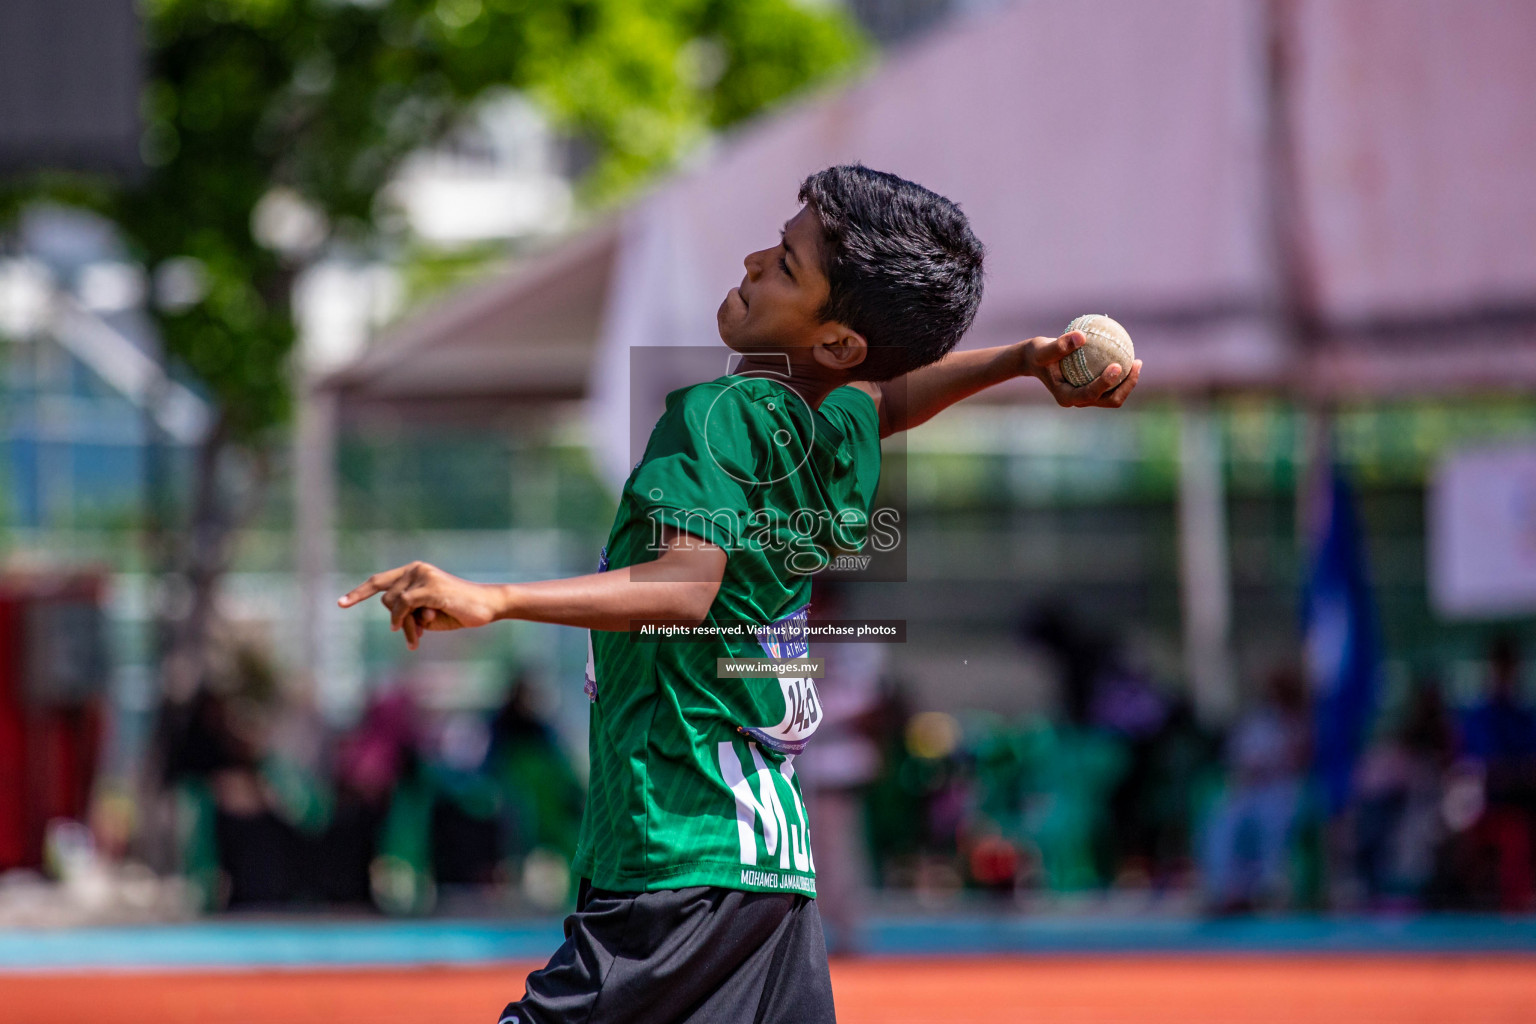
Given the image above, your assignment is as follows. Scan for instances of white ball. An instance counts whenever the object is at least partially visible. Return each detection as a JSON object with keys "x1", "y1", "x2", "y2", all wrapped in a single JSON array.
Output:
[{"x1": 1060, "y1": 314, "x2": 1134, "y2": 388}]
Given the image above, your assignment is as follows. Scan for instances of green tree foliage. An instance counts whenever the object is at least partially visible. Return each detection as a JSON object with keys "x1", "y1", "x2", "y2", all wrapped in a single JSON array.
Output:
[{"x1": 120, "y1": 0, "x2": 865, "y2": 436}]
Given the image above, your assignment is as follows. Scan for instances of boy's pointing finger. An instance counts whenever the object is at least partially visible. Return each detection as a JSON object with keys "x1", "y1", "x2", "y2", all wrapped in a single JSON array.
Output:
[{"x1": 338, "y1": 566, "x2": 408, "y2": 608}]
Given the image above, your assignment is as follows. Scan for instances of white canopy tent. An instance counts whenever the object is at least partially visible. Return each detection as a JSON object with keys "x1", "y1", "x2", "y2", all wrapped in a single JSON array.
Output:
[{"x1": 304, "y1": 0, "x2": 1536, "y2": 717}]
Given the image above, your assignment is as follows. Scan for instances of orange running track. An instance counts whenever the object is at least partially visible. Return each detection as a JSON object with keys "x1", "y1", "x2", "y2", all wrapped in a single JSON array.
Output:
[{"x1": 4, "y1": 956, "x2": 1534, "y2": 1024}]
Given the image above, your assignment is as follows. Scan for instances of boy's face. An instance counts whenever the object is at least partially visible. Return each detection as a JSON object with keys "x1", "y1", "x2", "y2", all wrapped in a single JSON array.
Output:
[{"x1": 717, "y1": 205, "x2": 839, "y2": 359}]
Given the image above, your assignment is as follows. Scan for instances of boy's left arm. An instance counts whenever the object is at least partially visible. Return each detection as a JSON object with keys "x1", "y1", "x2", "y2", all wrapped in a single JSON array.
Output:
[{"x1": 852, "y1": 331, "x2": 1141, "y2": 438}]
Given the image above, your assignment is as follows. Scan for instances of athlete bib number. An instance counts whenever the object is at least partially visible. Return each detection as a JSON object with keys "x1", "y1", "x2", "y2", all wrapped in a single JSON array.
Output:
[{"x1": 740, "y1": 604, "x2": 822, "y2": 755}]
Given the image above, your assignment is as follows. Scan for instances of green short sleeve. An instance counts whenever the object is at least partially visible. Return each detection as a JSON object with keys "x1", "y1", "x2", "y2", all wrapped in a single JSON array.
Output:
[
  {"x1": 818, "y1": 385, "x2": 880, "y2": 443},
  {"x1": 626, "y1": 382, "x2": 759, "y2": 550}
]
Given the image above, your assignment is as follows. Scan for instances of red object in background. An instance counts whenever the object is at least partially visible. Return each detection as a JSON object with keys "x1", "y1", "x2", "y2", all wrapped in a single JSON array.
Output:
[
  {"x1": 967, "y1": 835, "x2": 1022, "y2": 890},
  {"x1": 0, "y1": 574, "x2": 107, "y2": 871},
  {"x1": 0, "y1": 594, "x2": 25, "y2": 867},
  {"x1": 1470, "y1": 806, "x2": 1535, "y2": 913}
]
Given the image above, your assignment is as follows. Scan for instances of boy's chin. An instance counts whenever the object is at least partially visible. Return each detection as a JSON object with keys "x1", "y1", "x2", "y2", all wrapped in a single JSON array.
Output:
[
  {"x1": 716, "y1": 314, "x2": 750, "y2": 352},
  {"x1": 716, "y1": 301, "x2": 739, "y2": 346}
]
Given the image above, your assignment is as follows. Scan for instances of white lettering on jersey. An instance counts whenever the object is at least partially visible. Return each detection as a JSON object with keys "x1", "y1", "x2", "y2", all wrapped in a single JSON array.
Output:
[
  {"x1": 719, "y1": 740, "x2": 811, "y2": 870},
  {"x1": 779, "y1": 756, "x2": 813, "y2": 873}
]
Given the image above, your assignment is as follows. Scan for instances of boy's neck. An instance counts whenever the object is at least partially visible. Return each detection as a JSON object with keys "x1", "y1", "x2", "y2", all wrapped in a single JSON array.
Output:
[{"x1": 729, "y1": 353, "x2": 843, "y2": 409}]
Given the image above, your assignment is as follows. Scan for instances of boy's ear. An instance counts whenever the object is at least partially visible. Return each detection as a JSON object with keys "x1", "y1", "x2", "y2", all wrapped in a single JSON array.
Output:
[{"x1": 811, "y1": 323, "x2": 868, "y2": 374}]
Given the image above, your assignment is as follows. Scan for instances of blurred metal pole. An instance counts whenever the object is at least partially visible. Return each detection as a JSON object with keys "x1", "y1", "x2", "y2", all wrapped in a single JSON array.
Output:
[
  {"x1": 294, "y1": 379, "x2": 337, "y2": 703},
  {"x1": 1263, "y1": 0, "x2": 1325, "y2": 386},
  {"x1": 1178, "y1": 401, "x2": 1236, "y2": 724},
  {"x1": 1264, "y1": 0, "x2": 1334, "y2": 557}
]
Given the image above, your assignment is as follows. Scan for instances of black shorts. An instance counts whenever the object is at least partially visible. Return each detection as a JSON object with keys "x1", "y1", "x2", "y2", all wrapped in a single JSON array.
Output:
[{"x1": 496, "y1": 880, "x2": 836, "y2": 1024}]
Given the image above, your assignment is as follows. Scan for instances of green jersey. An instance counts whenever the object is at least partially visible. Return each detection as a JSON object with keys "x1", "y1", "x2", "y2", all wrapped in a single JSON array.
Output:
[{"x1": 572, "y1": 374, "x2": 882, "y2": 895}]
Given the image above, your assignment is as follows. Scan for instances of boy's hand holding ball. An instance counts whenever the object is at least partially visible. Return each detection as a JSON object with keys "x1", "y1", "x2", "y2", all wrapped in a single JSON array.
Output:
[{"x1": 1020, "y1": 314, "x2": 1141, "y2": 408}]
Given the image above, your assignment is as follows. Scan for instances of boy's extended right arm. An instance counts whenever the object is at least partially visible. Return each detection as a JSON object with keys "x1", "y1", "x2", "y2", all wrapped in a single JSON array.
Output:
[
  {"x1": 338, "y1": 526, "x2": 726, "y2": 650},
  {"x1": 855, "y1": 331, "x2": 1141, "y2": 438}
]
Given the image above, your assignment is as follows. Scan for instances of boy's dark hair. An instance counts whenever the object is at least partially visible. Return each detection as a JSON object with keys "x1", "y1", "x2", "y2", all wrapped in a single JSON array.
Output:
[{"x1": 798, "y1": 165, "x2": 985, "y2": 381}]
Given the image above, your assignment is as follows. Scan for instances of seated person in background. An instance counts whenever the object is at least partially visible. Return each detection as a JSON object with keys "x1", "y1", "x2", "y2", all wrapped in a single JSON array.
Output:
[
  {"x1": 1460, "y1": 636, "x2": 1536, "y2": 911},
  {"x1": 1352, "y1": 677, "x2": 1455, "y2": 906},
  {"x1": 1200, "y1": 666, "x2": 1311, "y2": 913}
]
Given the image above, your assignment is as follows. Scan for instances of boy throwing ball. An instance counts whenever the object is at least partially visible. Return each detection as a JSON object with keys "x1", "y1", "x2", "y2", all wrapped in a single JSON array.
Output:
[{"x1": 340, "y1": 165, "x2": 1141, "y2": 1023}]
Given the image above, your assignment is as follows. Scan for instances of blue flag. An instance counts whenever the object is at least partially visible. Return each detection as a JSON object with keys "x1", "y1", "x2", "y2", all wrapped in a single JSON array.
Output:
[{"x1": 1303, "y1": 469, "x2": 1381, "y2": 815}]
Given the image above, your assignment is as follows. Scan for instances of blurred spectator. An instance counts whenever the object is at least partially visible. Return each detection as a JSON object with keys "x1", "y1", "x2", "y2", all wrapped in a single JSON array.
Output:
[
  {"x1": 1089, "y1": 661, "x2": 1170, "y2": 887},
  {"x1": 862, "y1": 679, "x2": 925, "y2": 885},
  {"x1": 1015, "y1": 716, "x2": 1127, "y2": 892},
  {"x1": 1135, "y1": 697, "x2": 1223, "y2": 892},
  {"x1": 966, "y1": 714, "x2": 1032, "y2": 894},
  {"x1": 487, "y1": 670, "x2": 583, "y2": 906},
  {"x1": 799, "y1": 586, "x2": 884, "y2": 952},
  {"x1": 862, "y1": 617, "x2": 1225, "y2": 902},
  {"x1": 429, "y1": 709, "x2": 500, "y2": 889},
  {"x1": 157, "y1": 665, "x2": 588, "y2": 917},
  {"x1": 1200, "y1": 666, "x2": 1312, "y2": 913},
  {"x1": 1351, "y1": 677, "x2": 1455, "y2": 907},
  {"x1": 331, "y1": 685, "x2": 426, "y2": 907},
  {"x1": 863, "y1": 680, "x2": 980, "y2": 900},
  {"x1": 1457, "y1": 636, "x2": 1536, "y2": 911},
  {"x1": 359, "y1": 681, "x2": 504, "y2": 915},
  {"x1": 1023, "y1": 604, "x2": 1110, "y2": 728},
  {"x1": 335, "y1": 687, "x2": 422, "y2": 806},
  {"x1": 158, "y1": 642, "x2": 320, "y2": 909}
]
